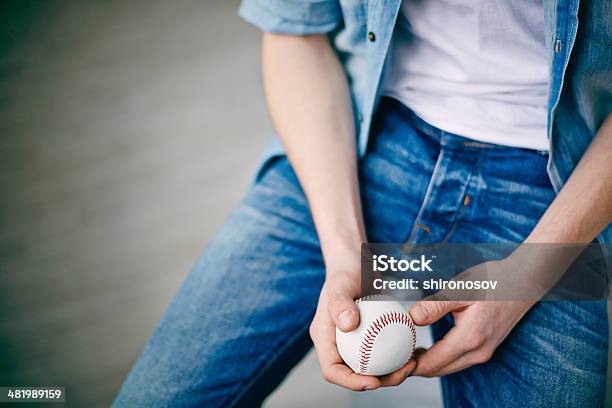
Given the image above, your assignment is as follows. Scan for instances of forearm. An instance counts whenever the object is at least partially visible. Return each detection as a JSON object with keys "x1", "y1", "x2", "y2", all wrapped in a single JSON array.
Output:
[
  {"x1": 527, "y1": 113, "x2": 612, "y2": 244},
  {"x1": 262, "y1": 33, "x2": 364, "y2": 270},
  {"x1": 502, "y1": 114, "x2": 612, "y2": 296}
]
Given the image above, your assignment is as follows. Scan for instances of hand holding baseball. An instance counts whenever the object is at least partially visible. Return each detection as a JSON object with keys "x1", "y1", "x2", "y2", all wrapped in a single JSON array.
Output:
[
  {"x1": 408, "y1": 258, "x2": 537, "y2": 377},
  {"x1": 336, "y1": 295, "x2": 416, "y2": 376},
  {"x1": 309, "y1": 272, "x2": 417, "y2": 391}
]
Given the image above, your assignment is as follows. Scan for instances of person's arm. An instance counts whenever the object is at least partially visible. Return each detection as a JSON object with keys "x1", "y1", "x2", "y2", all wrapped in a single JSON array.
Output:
[
  {"x1": 262, "y1": 33, "x2": 363, "y2": 272},
  {"x1": 408, "y1": 113, "x2": 612, "y2": 377},
  {"x1": 262, "y1": 33, "x2": 414, "y2": 390},
  {"x1": 526, "y1": 115, "x2": 612, "y2": 244}
]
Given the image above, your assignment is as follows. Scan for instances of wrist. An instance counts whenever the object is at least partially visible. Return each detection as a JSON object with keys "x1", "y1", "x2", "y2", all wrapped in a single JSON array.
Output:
[{"x1": 321, "y1": 237, "x2": 364, "y2": 278}]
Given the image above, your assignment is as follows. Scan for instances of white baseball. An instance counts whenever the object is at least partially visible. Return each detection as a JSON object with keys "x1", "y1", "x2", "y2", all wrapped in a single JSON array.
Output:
[{"x1": 335, "y1": 295, "x2": 416, "y2": 376}]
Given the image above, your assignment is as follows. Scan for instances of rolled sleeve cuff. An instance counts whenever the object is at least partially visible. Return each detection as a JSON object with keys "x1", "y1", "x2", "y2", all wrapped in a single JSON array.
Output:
[{"x1": 239, "y1": 0, "x2": 341, "y2": 35}]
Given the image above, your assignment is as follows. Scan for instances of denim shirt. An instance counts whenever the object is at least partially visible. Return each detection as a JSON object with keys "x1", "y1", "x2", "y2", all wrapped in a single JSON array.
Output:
[{"x1": 239, "y1": 0, "x2": 611, "y2": 243}]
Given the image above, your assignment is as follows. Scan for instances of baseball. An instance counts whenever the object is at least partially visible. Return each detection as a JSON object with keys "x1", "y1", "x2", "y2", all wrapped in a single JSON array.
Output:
[{"x1": 336, "y1": 295, "x2": 416, "y2": 376}]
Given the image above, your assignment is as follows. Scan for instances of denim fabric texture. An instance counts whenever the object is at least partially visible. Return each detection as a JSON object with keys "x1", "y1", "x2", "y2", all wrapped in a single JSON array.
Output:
[
  {"x1": 114, "y1": 99, "x2": 608, "y2": 407},
  {"x1": 238, "y1": 0, "x2": 612, "y2": 242}
]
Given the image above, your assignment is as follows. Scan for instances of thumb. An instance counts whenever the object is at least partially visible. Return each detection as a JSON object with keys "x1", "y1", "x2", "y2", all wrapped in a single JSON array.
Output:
[
  {"x1": 409, "y1": 300, "x2": 467, "y2": 326},
  {"x1": 327, "y1": 288, "x2": 360, "y2": 332}
]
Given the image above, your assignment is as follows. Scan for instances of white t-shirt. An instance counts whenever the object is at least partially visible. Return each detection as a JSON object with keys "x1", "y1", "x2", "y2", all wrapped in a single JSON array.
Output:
[{"x1": 383, "y1": 0, "x2": 550, "y2": 150}]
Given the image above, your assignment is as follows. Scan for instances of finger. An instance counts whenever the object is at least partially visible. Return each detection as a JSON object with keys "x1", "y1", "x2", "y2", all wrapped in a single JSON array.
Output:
[
  {"x1": 312, "y1": 329, "x2": 380, "y2": 391},
  {"x1": 422, "y1": 347, "x2": 493, "y2": 377},
  {"x1": 327, "y1": 287, "x2": 360, "y2": 332},
  {"x1": 411, "y1": 328, "x2": 471, "y2": 377},
  {"x1": 378, "y1": 359, "x2": 417, "y2": 387},
  {"x1": 325, "y1": 362, "x2": 382, "y2": 391},
  {"x1": 409, "y1": 299, "x2": 468, "y2": 326}
]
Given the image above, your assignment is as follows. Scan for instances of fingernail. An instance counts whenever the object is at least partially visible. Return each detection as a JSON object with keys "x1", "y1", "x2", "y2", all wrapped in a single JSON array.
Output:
[
  {"x1": 363, "y1": 385, "x2": 375, "y2": 391},
  {"x1": 411, "y1": 305, "x2": 428, "y2": 322},
  {"x1": 338, "y1": 310, "x2": 353, "y2": 330}
]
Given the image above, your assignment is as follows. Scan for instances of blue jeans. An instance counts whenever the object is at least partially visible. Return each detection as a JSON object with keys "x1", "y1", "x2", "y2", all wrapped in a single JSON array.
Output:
[{"x1": 114, "y1": 98, "x2": 608, "y2": 407}]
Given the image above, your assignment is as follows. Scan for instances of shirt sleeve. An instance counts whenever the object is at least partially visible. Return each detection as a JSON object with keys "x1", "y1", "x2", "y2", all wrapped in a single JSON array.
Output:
[{"x1": 238, "y1": 0, "x2": 342, "y2": 35}]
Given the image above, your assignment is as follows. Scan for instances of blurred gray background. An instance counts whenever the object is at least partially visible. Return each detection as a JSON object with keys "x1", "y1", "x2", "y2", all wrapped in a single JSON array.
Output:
[{"x1": 0, "y1": 1, "x2": 608, "y2": 407}]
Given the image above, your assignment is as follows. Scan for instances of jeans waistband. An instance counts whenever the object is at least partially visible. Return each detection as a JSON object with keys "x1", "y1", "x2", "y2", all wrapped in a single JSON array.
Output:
[{"x1": 379, "y1": 97, "x2": 548, "y2": 155}]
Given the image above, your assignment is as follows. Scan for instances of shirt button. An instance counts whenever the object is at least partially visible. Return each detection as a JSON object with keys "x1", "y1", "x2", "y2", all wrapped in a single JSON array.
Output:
[
  {"x1": 367, "y1": 31, "x2": 376, "y2": 42},
  {"x1": 358, "y1": 112, "x2": 363, "y2": 122},
  {"x1": 554, "y1": 39, "x2": 562, "y2": 54}
]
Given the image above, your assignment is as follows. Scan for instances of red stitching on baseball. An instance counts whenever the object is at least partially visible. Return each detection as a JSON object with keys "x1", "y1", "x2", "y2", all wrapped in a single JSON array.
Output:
[{"x1": 358, "y1": 310, "x2": 416, "y2": 374}]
